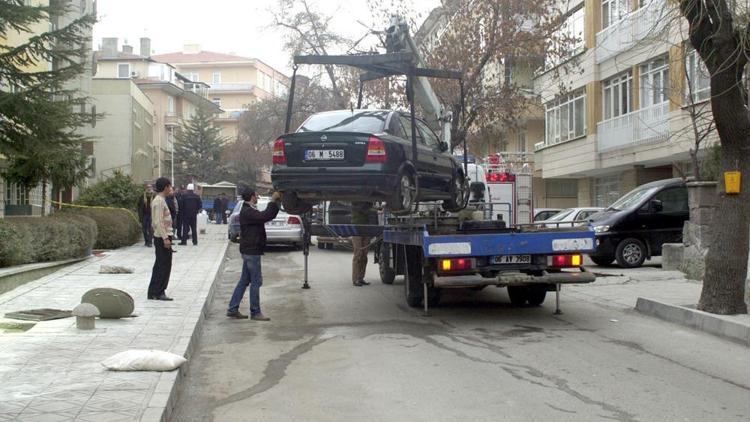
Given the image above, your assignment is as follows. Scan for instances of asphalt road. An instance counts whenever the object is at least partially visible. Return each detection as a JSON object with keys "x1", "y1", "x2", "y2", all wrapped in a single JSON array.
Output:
[{"x1": 173, "y1": 244, "x2": 750, "y2": 422}]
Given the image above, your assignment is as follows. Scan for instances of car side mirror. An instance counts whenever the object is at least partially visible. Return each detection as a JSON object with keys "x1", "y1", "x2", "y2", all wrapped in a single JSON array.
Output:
[
  {"x1": 650, "y1": 199, "x2": 663, "y2": 213},
  {"x1": 439, "y1": 141, "x2": 449, "y2": 152}
]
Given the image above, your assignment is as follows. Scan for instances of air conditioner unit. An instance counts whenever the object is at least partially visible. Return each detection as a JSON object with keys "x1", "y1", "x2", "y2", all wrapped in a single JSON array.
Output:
[{"x1": 130, "y1": 71, "x2": 140, "y2": 78}]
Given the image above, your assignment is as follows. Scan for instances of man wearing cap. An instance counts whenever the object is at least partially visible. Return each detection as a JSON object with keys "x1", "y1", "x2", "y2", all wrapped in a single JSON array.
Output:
[
  {"x1": 227, "y1": 189, "x2": 282, "y2": 321},
  {"x1": 179, "y1": 183, "x2": 202, "y2": 245},
  {"x1": 148, "y1": 177, "x2": 175, "y2": 301}
]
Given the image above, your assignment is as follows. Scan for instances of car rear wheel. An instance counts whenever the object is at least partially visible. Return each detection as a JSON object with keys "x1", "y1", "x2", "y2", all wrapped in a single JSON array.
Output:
[
  {"x1": 281, "y1": 192, "x2": 313, "y2": 215},
  {"x1": 388, "y1": 170, "x2": 417, "y2": 215},
  {"x1": 443, "y1": 171, "x2": 469, "y2": 212},
  {"x1": 615, "y1": 238, "x2": 646, "y2": 268}
]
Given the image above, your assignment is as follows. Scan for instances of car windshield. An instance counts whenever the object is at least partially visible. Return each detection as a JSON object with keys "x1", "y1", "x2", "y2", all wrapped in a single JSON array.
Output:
[
  {"x1": 546, "y1": 208, "x2": 575, "y2": 222},
  {"x1": 607, "y1": 186, "x2": 659, "y2": 211},
  {"x1": 298, "y1": 111, "x2": 387, "y2": 133}
]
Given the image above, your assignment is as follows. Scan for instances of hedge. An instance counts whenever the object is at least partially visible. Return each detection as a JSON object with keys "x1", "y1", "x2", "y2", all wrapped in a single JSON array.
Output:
[
  {"x1": 0, "y1": 213, "x2": 97, "y2": 268},
  {"x1": 66, "y1": 207, "x2": 141, "y2": 250}
]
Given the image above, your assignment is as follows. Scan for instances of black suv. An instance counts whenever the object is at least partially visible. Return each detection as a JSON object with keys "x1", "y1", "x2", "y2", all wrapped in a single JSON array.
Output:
[
  {"x1": 271, "y1": 110, "x2": 467, "y2": 214},
  {"x1": 587, "y1": 178, "x2": 689, "y2": 268}
]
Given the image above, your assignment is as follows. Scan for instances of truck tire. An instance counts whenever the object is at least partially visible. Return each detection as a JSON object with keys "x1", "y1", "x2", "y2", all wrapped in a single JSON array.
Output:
[
  {"x1": 507, "y1": 286, "x2": 528, "y2": 306},
  {"x1": 404, "y1": 246, "x2": 424, "y2": 307},
  {"x1": 526, "y1": 285, "x2": 548, "y2": 306},
  {"x1": 615, "y1": 238, "x2": 646, "y2": 268},
  {"x1": 378, "y1": 242, "x2": 396, "y2": 284},
  {"x1": 590, "y1": 255, "x2": 615, "y2": 266}
]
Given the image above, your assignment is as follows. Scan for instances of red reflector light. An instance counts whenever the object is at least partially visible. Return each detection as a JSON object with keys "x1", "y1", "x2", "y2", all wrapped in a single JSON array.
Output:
[
  {"x1": 440, "y1": 258, "x2": 474, "y2": 272},
  {"x1": 549, "y1": 254, "x2": 583, "y2": 268},
  {"x1": 287, "y1": 216, "x2": 301, "y2": 225},
  {"x1": 486, "y1": 172, "x2": 516, "y2": 183},
  {"x1": 273, "y1": 138, "x2": 286, "y2": 164},
  {"x1": 365, "y1": 136, "x2": 387, "y2": 163}
]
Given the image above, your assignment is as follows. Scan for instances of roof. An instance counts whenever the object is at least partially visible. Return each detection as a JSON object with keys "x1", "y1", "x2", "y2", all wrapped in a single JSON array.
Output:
[
  {"x1": 151, "y1": 50, "x2": 253, "y2": 64},
  {"x1": 96, "y1": 51, "x2": 151, "y2": 61}
]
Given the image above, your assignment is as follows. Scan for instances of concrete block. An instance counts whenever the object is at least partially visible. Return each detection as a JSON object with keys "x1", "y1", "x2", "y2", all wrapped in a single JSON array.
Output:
[
  {"x1": 688, "y1": 208, "x2": 715, "y2": 227},
  {"x1": 687, "y1": 181, "x2": 718, "y2": 209},
  {"x1": 661, "y1": 243, "x2": 685, "y2": 271},
  {"x1": 680, "y1": 245, "x2": 708, "y2": 281}
]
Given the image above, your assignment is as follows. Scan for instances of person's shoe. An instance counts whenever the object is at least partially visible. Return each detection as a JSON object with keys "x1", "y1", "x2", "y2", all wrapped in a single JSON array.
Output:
[
  {"x1": 155, "y1": 294, "x2": 173, "y2": 301},
  {"x1": 353, "y1": 281, "x2": 364, "y2": 287},
  {"x1": 226, "y1": 311, "x2": 248, "y2": 319},
  {"x1": 179, "y1": 242, "x2": 187, "y2": 246},
  {"x1": 147, "y1": 295, "x2": 156, "y2": 300},
  {"x1": 359, "y1": 280, "x2": 371, "y2": 285},
  {"x1": 193, "y1": 243, "x2": 198, "y2": 246},
  {"x1": 251, "y1": 313, "x2": 270, "y2": 321}
]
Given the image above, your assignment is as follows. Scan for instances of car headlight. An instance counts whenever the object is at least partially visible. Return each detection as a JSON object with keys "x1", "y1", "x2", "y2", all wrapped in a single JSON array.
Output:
[{"x1": 593, "y1": 225, "x2": 610, "y2": 233}]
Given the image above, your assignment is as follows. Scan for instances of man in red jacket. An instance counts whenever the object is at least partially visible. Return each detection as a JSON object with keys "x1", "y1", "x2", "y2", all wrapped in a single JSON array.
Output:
[{"x1": 226, "y1": 188, "x2": 282, "y2": 321}]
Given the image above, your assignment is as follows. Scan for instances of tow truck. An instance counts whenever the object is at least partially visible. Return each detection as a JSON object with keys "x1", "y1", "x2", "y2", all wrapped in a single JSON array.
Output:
[{"x1": 280, "y1": 16, "x2": 596, "y2": 313}]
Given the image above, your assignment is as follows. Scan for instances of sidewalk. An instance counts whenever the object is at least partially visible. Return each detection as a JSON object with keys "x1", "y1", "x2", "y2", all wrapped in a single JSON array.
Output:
[
  {"x1": 566, "y1": 265, "x2": 750, "y2": 346},
  {"x1": 0, "y1": 223, "x2": 229, "y2": 422}
]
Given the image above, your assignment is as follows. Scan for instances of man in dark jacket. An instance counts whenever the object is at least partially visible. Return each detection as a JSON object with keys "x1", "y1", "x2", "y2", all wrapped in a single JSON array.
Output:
[
  {"x1": 137, "y1": 185, "x2": 154, "y2": 247},
  {"x1": 179, "y1": 183, "x2": 203, "y2": 245},
  {"x1": 226, "y1": 188, "x2": 281, "y2": 321},
  {"x1": 213, "y1": 193, "x2": 227, "y2": 224}
]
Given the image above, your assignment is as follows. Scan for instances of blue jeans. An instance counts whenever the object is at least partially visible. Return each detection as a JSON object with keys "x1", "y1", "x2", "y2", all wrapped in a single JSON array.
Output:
[{"x1": 228, "y1": 255, "x2": 263, "y2": 315}]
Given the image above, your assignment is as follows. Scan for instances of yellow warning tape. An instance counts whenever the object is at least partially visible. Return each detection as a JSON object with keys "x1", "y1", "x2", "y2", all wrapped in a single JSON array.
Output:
[{"x1": 51, "y1": 201, "x2": 140, "y2": 225}]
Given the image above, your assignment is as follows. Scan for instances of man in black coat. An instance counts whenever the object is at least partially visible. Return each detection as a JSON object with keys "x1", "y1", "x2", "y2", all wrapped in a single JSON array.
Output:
[
  {"x1": 226, "y1": 188, "x2": 281, "y2": 321},
  {"x1": 179, "y1": 183, "x2": 203, "y2": 245},
  {"x1": 213, "y1": 193, "x2": 228, "y2": 224}
]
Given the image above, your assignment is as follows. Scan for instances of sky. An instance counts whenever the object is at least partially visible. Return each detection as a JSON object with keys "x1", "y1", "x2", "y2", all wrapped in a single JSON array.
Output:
[{"x1": 93, "y1": 0, "x2": 441, "y2": 75}]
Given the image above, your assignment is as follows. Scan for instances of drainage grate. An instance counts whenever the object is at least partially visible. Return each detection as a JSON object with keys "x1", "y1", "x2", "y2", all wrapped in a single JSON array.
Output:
[{"x1": 4, "y1": 308, "x2": 72, "y2": 321}]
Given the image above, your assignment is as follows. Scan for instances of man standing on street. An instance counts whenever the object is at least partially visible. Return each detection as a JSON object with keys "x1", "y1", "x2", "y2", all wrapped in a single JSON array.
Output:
[
  {"x1": 351, "y1": 201, "x2": 377, "y2": 287},
  {"x1": 213, "y1": 193, "x2": 227, "y2": 224},
  {"x1": 226, "y1": 189, "x2": 281, "y2": 321},
  {"x1": 137, "y1": 184, "x2": 154, "y2": 247},
  {"x1": 179, "y1": 183, "x2": 202, "y2": 245},
  {"x1": 148, "y1": 177, "x2": 174, "y2": 301}
]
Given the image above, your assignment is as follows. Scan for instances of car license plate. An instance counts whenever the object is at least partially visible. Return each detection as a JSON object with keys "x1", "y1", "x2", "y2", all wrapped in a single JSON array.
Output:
[
  {"x1": 491, "y1": 255, "x2": 531, "y2": 264},
  {"x1": 305, "y1": 149, "x2": 345, "y2": 160}
]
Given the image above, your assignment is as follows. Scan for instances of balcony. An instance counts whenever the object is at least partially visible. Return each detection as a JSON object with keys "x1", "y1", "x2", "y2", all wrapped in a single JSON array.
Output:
[
  {"x1": 595, "y1": 0, "x2": 666, "y2": 64},
  {"x1": 597, "y1": 102, "x2": 669, "y2": 152},
  {"x1": 209, "y1": 83, "x2": 254, "y2": 93},
  {"x1": 216, "y1": 109, "x2": 245, "y2": 120},
  {"x1": 164, "y1": 113, "x2": 179, "y2": 127}
]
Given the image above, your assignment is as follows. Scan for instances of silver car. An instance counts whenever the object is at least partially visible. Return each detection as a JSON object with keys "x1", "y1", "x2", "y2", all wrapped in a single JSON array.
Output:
[{"x1": 228, "y1": 198, "x2": 304, "y2": 248}]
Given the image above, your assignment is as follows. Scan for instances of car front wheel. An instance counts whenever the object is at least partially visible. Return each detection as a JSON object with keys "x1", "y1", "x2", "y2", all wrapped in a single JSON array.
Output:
[
  {"x1": 443, "y1": 171, "x2": 469, "y2": 212},
  {"x1": 615, "y1": 238, "x2": 646, "y2": 268},
  {"x1": 388, "y1": 170, "x2": 417, "y2": 215}
]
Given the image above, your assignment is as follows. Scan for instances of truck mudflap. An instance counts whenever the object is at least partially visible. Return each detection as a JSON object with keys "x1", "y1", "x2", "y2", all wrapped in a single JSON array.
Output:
[{"x1": 432, "y1": 267, "x2": 596, "y2": 288}]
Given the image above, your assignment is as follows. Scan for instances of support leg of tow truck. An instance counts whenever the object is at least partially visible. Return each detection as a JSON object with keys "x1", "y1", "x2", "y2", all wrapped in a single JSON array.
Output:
[
  {"x1": 554, "y1": 283, "x2": 562, "y2": 315},
  {"x1": 423, "y1": 281, "x2": 429, "y2": 317},
  {"x1": 302, "y1": 212, "x2": 312, "y2": 289}
]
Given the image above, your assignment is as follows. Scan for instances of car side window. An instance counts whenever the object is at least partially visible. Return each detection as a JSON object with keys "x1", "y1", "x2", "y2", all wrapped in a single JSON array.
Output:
[
  {"x1": 399, "y1": 115, "x2": 423, "y2": 144},
  {"x1": 652, "y1": 187, "x2": 688, "y2": 214},
  {"x1": 577, "y1": 210, "x2": 596, "y2": 221},
  {"x1": 387, "y1": 115, "x2": 407, "y2": 139},
  {"x1": 415, "y1": 120, "x2": 440, "y2": 149}
]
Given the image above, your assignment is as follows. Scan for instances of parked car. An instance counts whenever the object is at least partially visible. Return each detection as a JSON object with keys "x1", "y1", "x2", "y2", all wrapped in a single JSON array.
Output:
[
  {"x1": 587, "y1": 178, "x2": 689, "y2": 268},
  {"x1": 227, "y1": 198, "x2": 304, "y2": 248},
  {"x1": 539, "y1": 207, "x2": 604, "y2": 228},
  {"x1": 271, "y1": 109, "x2": 468, "y2": 215},
  {"x1": 533, "y1": 208, "x2": 562, "y2": 222}
]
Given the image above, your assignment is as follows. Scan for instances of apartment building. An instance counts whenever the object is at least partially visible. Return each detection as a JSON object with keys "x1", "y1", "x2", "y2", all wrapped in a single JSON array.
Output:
[
  {"x1": 152, "y1": 45, "x2": 290, "y2": 140},
  {"x1": 95, "y1": 38, "x2": 220, "y2": 185},
  {"x1": 533, "y1": 0, "x2": 711, "y2": 207},
  {"x1": 1, "y1": 0, "x2": 95, "y2": 216}
]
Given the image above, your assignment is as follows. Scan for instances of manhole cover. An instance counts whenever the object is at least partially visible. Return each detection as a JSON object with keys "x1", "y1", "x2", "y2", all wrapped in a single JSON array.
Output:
[{"x1": 4, "y1": 308, "x2": 72, "y2": 321}]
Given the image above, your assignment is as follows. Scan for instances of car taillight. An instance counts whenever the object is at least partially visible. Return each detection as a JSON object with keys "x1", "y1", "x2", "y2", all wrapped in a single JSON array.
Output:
[
  {"x1": 440, "y1": 258, "x2": 475, "y2": 272},
  {"x1": 365, "y1": 136, "x2": 387, "y2": 163},
  {"x1": 287, "y1": 216, "x2": 301, "y2": 225},
  {"x1": 273, "y1": 138, "x2": 286, "y2": 164},
  {"x1": 548, "y1": 254, "x2": 583, "y2": 268},
  {"x1": 485, "y1": 172, "x2": 516, "y2": 183}
]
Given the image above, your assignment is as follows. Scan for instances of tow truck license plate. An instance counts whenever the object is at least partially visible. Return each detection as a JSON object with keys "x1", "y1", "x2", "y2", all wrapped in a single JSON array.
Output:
[
  {"x1": 305, "y1": 149, "x2": 345, "y2": 160},
  {"x1": 491, "y1": 255, "x2": 531, "y2": 264}
]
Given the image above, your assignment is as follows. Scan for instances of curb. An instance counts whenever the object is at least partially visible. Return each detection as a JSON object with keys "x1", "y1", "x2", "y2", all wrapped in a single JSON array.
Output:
[
  {"x1": 635, "y1": 297, "x2": 750, "y2": 347},
  {"x1": 0, "y1": 256, "x2": 91, "y2": 295}
]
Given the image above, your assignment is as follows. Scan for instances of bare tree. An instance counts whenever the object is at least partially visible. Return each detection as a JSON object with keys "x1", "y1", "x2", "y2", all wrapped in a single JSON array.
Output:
[{"x1": 679, "y1": 0, "x2": 749, "y2": 314}]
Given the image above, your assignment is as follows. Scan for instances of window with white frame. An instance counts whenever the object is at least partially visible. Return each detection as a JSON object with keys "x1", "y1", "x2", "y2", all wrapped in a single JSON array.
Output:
[
  {"x1": 640, "y1": 56, "x2": 670, "y2": 107},
  {"x1": 117, "y1": 63, "x2": 130, "y2": 78},
  {"x1": 593, "y1": 175, "x2": 621, "y2": 207},
  {"x1": 212, "y1": 72, "x2": 221, "y2": 84},
  {"x1": 546, "y1": 5, "x2": 585, "y2": 69},
  {"x1": 545, "y1": 89, "x2": 587, "y2": 145},
  {"x1": 167, "y1": 96, "x2": 175, "y2": 116},
  {"x1": 601, "y1": 0, "x2": 630, "y2": 30},
  {"x1": 5, "y1": 181, "x2": 28, "y2": 205},
  {"x1": 603, "y1": 71, "x2": 632, "y2": 120},
  {"x1": 686, "y1": 49, "x2": 711, "y2": 103},
  {"x1": 185, "y1": 72, "x2": 199, "y2": 82},
  {"x1": 517, "y1": 131, "x2": 526, "y2": 152}
]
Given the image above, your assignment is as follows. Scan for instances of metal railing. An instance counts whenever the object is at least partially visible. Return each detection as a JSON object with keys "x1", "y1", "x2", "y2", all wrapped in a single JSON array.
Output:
[
  {"x1": 597, "y1": 102, "x2": 669, "y2": 152},
  {"x1": 595, "y1": 0, "x2": 666, "y2": 64}
]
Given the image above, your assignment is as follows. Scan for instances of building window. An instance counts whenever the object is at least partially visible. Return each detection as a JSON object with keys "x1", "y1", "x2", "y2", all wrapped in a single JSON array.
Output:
[
  {"x1": 547, "y1": 5, "x2": 585, "y2": 69},
  {"x1": 640, "y1": 56, "x2": 669, "y2": 107},
  {"x1": 603, "y1": 71, "x2": 632, "y2": 120},
  {"x1": 593, "y1": 175, "x2": 621, "y2": 207},
  {"x1": 167, "y1": 96, "x2": 175, "y2": 116},
  {"x1": 212, "y1": 97, "x2": 221, "y2": 107},
  {"x1": 212, "y1": 72, "x2": 221, "y2": 84},
  {"x1": 545, "y1": 89, "x2": 586, "y2": 145},
  {"x1": 517, "y1": 131, "x2": 526, "y2": 152},
  {"x1": 5, "y1": 181, "x2": 29, "y2": 205},
  {"x1": 117, "y1": 63, "x2": 130, "y2": 78},
  {"x1": 602, "y1": 0, "x2": 630, "y2": 30},
  {"x1": 185, "y1": 72, "x2": 199, "y2": 82},
  {"x1": 546, "y1": 179, "x2": 578, "y2": 198},
  {"x1": 686, "y1": 49, "x2": 711, "y2": 103}
]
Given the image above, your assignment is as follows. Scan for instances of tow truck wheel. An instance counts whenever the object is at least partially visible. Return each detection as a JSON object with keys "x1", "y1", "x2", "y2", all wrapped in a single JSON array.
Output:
[
  {"x1": 378, "y1": 242, "x2": 396, "y2": 284},
  {"x1": 526, "y1": 285, "x2": 548, "y2": 306},
  {"x1": 404, "y1": 246, "x2": 424, "y2": 307},
  {"x1": 388, "y1": 170, "x2": 417, "y2": 215},
  {"x1": 507, "y1": 286, "x2": 528, "y2": 306}
]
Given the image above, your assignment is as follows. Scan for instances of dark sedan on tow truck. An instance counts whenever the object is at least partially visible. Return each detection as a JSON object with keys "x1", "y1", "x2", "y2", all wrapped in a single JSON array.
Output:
[{"x1": 271, "y1": 109, "x2": 468, "y2": 215}]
